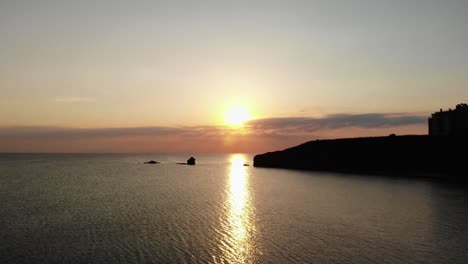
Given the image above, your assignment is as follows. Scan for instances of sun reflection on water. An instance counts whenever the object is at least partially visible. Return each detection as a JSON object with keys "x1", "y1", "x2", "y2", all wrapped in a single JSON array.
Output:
[{"x1": 217, "y1": 154, "x2": 256, "y2": 263}]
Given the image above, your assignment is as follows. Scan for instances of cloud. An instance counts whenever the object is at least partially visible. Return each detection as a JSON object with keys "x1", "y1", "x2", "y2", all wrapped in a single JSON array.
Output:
[
  {"x1": 0, "y1": 112, "x2": 427, "y2": 152},
  {"x1": 54, "y1": 97, "x2": 95, "y2": 103},
  {"x1": 0, "y1": 125, "x2": 242, "y2": 140},
  {"x1": 246, "y1": 113, "x2": 426, "y2": 136},
  {"x1": 0, "y1": 113, "x2": 426, "y2": 140}
]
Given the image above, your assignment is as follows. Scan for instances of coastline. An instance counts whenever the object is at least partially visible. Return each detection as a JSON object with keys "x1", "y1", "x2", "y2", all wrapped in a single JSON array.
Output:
[{"x1": 253, "y1": 135, "x2": 468, "y2": 182}]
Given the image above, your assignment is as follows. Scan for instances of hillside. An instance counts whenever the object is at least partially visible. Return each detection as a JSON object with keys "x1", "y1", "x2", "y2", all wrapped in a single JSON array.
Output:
[{"x1": 253, "y1": 135, "x2": 467, "y2": 178}]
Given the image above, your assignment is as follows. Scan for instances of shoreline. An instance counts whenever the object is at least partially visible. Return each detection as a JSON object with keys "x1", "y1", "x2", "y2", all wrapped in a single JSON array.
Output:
[{"x1": 253, "y1": 135, "x2": 468, "y2": 182}]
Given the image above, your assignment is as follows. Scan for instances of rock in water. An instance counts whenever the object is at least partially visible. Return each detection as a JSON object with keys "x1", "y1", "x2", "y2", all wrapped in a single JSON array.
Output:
[
  {"x1": 187, "y1": 157, "x2": 196, "y2": 165},
  {"x1": 144, "y1": 160, "x2": 159, "y2": 164}
]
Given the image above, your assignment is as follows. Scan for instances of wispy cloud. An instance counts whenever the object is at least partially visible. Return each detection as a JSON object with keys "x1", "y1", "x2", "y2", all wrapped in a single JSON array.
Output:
[
  {"x1": 246, "y1": 113, "x2": 426, "y2": 136},
  {"x1": 0, "y1": 112, "x2": 427, "y2": 152},
  {"x1": 0, "y1": 126, "x2": 199, "y2": 139},
  {"x1": 54, "y1": 97, "x2": 95, "y2": 103},
  {"x1": 0, "y1": 113, "x2": 426, "y2": 140}
]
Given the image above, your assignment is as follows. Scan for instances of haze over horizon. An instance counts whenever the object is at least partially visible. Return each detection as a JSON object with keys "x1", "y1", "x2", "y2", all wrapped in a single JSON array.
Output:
[{"x1": 1, "y1": 0, "x2": 467, "y2": 153}]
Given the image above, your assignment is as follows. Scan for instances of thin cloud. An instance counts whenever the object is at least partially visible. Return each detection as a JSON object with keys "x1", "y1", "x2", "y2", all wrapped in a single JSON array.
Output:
[
  {"x1": 0, "y1": 112, "x2": 426, "y2": 141},
  {"x1": 246, "y1": 113, "x2": 426, "y2": 136},
  {"x1": 0, "y1": 125, "x2": 236, "y2": 140}
]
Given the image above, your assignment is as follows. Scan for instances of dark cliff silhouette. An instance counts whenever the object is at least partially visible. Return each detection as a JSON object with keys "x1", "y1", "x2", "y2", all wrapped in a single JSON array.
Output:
[
  {"x1": 255, "y1": 104, "x2": 468, "y2": 179},
  {"x1": 254, "y1": 135, "x2": 468, "y2": 179}
]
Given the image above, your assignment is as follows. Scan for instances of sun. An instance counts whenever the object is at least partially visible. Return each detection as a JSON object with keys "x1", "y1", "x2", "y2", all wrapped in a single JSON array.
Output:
[{"x1": 224, "y1": 106, "x2": 252, "y2": 126}]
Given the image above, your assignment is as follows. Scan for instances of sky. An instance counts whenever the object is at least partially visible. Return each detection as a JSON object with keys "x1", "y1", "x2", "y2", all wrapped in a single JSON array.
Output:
[{"x1": 1, "y1": 0, "x2": 467, "y2": 153}]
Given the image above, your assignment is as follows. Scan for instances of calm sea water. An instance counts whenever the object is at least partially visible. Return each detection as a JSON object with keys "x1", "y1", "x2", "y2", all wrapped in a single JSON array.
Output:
[{"x1": 1, "y1": 153, "x2": 468, "y2": 264}]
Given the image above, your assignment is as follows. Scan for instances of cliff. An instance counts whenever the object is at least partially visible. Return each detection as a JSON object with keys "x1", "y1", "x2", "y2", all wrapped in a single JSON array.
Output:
[{"x1": 253, "y1": 135, "x2": 468, "y2": 178}]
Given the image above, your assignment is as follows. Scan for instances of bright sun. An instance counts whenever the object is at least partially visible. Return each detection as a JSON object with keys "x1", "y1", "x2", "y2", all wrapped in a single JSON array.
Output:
[{"x1": 224, "y1": 106, "x2": 252, "y2": 126}]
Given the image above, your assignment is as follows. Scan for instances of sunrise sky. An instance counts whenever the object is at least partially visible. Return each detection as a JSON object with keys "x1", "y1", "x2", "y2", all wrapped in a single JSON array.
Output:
[{"x1": 1, "y1": 0, "x2": 467, "y2": 153}]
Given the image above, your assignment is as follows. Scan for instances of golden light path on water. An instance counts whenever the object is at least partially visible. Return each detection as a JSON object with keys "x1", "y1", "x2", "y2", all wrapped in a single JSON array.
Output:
[{"x1": 216, "y1": 154, "x2": 256, "y2": 263}]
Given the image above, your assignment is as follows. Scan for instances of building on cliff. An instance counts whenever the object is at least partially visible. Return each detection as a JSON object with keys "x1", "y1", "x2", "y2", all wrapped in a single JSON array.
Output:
[{"x1": 428, "y1": 103, "x2": 468, "y2": 136}]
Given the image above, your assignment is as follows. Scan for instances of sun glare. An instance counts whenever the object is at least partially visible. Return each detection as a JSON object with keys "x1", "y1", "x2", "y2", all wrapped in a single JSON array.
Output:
[{"x1": 224, "y1": 106, "x2": 252, "y2": 127}]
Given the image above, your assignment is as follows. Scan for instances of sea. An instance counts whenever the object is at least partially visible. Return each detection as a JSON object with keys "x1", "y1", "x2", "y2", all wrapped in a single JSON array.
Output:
[{"x1": 1, "y1": 153, "x2": 467, "y2": 264}]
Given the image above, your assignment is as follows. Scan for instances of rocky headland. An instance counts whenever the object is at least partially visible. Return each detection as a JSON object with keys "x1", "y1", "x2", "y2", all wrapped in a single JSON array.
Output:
[{"x1": 254, "y1": 135, "x2": 468, "y2": 179}]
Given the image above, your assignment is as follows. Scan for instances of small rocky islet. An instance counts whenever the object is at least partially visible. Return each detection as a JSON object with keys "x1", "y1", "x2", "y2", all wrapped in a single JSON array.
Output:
[{"x1": 144, "y1": 157, "x2": 196, "y2": 165}]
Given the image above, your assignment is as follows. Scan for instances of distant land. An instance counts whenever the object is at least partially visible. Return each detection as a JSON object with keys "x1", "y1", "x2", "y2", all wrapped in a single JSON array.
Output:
[
  {"x1": 254, "y1": 104, "x2": 468, "y2": 180},
  {"x1": 253, "y1": 135, "x2": 468, "y2": 179}
]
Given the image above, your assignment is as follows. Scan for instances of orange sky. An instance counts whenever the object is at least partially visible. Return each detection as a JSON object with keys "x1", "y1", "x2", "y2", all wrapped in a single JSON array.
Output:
[{"x1": 1, "y1": 1, "x2": 466, "y2": 153}]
